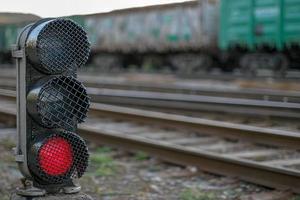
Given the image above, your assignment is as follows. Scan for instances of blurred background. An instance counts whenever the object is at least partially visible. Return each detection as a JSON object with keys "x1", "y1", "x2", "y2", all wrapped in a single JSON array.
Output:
[
  {"x1": 1, "y1": 0, "x2": 300, "y2": 199},
  {"x1": 1, "y1": 0, "x2": 300, "y2": 77}
]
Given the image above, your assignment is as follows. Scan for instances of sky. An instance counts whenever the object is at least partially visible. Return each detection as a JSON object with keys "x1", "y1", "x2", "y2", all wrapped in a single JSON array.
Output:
[{"x1": 0, "y1": 0, "x2": 187, "y2": 17}]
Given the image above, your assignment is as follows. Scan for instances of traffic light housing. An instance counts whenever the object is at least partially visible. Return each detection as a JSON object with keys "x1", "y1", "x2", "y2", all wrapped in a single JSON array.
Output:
[{"x1": 12, "y1": 18, "x2": 91, "y2": 196}]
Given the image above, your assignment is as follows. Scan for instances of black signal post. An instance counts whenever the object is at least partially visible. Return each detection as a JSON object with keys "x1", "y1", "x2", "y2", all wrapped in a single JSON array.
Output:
[{"x1": 12, "y1": 18, "x2": 91, "y2": 197}]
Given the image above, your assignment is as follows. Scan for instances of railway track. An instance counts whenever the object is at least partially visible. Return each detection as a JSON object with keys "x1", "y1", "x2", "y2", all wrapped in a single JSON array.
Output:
[
  {"x1": 0, "y1": 91, "x2": 300, "y2": 193},
  {"x1": 79, "y1": 75, "x2": 300, "y2": 103},
  {"x1": 0, "y1": 70, "x2": 300, "y2": 103},
  {"x1": 0, "y1": 80, "x2": 299, "y2": 120},
  {"x1": 86, "y1": 88, "x2": 300, "y2": 120},
  {"x1": 179, "y1": 70, "x2": 300, "y2": 81}
]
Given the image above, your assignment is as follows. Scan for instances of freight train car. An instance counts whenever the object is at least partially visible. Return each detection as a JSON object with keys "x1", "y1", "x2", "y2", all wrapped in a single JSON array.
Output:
[
  {"x1": 0, "y1": 13, "x2": 40, "y2": 64},
  {"x1": 0, "y1": 23, "x2": 24, "y2": 63},
  {"x1": 220, "y1": 0, "x2": 300, "y2": 75},
  {"x1": 71, "y1": 0, "x2": 300, "y2": 75},
  {"x1": 0, "y1": 0, "x2": 300, "y2": 76},
  {"x1": 71, "y1": 0, "x2": 220, "y2": 73}
]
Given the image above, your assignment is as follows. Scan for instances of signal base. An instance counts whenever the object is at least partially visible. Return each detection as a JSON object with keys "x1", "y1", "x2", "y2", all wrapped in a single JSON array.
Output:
[
  {"x1": 11, "y1": 193, "x2": 94, "y2": 200},
  {"x1": 63, "y1": 185, "x2": 81, "y2": 194},
  {"x1": 16, "y1": 179, "x2": 46, "y2": 197},
  {"x1": 15, "y1": 187, "x2": 46, "y2": 197}
]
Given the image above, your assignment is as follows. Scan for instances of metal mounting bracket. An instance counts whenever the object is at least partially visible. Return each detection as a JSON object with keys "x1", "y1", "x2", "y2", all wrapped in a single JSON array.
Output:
[
  {"x1": 16, "y1": 178, "x2": 46, "y2": 197},
  {"x1": 63, "y1": 178, "x2": 82, "y2": 194},
  {"x1": 11, "y1": 45, "x2": 24, "y2": 58},
  {"x1": 15, "y1": 155, "x2": 25, "y2": 162}
]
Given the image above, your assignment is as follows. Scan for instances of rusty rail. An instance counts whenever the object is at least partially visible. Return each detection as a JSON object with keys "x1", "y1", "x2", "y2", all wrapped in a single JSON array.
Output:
[
  {"x1": 1, "y1": 89, "x2": 300, "y2": 148},
  {"x1": 0, "y1": 92, "x2": 300, "y2": 193}
]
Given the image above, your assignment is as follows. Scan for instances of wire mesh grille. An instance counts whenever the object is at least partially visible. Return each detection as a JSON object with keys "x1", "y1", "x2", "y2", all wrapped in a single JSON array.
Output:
[
  {"x1": 30, "y1": 130, "x2": 89, "y2": 184},
  {"x1": 39, "y1": 137, "x2": 73, "y2": 176},
  {"x1": 37, "y1": 76, "x2": 90, "y2": 129},
  {"x1": 36, "y1": 18, "x2": 90, "y2": 74}
]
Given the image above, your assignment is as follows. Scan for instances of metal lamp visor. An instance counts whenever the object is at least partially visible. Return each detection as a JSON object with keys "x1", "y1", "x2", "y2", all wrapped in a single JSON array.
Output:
[
  {"x1": 27, "y1": 76, "x2": 53, "y2": 127},
  {"x1": 25, "y1": 18, "x2": 91, "y2": 75},
  {"x1": 25, "y1": 20, "x2": 55, "y2": 73}
]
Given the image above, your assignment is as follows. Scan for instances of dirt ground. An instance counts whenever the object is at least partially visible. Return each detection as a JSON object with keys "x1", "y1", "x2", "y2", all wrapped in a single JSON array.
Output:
[{"x1": 0, "y1": 128, "x2": 299, "y2": 200}]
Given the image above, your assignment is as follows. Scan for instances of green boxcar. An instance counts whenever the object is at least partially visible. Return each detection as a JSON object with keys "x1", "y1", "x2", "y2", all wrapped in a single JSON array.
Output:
[
  {"x1": 0, "y1": 25, "x2": 5, "y2": 52},
  {"x1": 69, "y1": 15, "x2": 86, "y2": 28},
  {"x1": 219, "y1": 0, "x2": 300, "y2": 51},
  {"x1": 0, "y1": 23, "x2": 23, "y2": 52}
]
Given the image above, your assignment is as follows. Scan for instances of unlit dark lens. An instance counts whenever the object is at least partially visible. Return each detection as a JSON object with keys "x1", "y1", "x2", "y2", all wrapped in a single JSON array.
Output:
[
  {"x1": 36, "y1": 19, "x2": 90, "y2": 74},
  {"x1": 37, "y1": 76, "x2": 90, "y2": 129}
]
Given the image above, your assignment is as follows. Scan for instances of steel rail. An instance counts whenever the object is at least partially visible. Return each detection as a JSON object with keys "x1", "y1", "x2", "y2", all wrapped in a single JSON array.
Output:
[
  {"x1": 0, "y1": 89, "x2": 300, "y2": 149},
  {"x1": 1, "y1": 101, "x2": 300, "y2": 193},
  {"x1": 2, "y1": 80, "x2": 300, "y2": 119},
  {"x1": 2, "y1": 73, "x2": 300, "y2": 103},
  {"x1": 1, "y1": 68, "x2": 300, "y2": 80},
  {"x1": 86, "y1": 88, "x2": 300, "y2": 119},
  {"x1": 79, "y1": 75, "x2": 300, "y2": 103},
  {"x1": 79, "y1": 126, "x2": 300, "y2": 194},
  {"x1": 88, "y1": 103, "x2": 300, "y2": 149}
]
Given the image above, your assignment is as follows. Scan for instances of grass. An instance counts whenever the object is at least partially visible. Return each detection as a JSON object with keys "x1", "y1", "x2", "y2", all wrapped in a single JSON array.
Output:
[
  {"x1": 90, "y1": 153, "x2": 114, "y2": 165},
  {"x1": 134, "y1": 151, "x2": 149, "y2": 161},
  {"x1": 291, "y1": 196, "x2": 300, "y2": 200},
  {"x1": 1, "y1": 153, "x2": 14, "y2": 163},
  {"x1": 0, "y1": 138, "x2": 15, "y2": 150},
  {"x1": 94, "y1": 166, "x2": 116, "y2": 176},
  {"x1": 89, "y1": 147, "x2": 117, "y2": 177},
  {"x1": 96, "y1": 146, "x2": 113, "y2": 154},
  {"x1": 179, "y1": 188, "x2": 217, "y2": 200}
]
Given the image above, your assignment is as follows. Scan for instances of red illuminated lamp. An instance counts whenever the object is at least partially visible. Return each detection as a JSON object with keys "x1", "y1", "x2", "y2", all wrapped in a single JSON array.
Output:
[
  {"x1": 28, "y1": 130, "x2": 89, "y2": 185},
  {"x1": 39, "y1": 137, "x2": 73, "y2": 176}
]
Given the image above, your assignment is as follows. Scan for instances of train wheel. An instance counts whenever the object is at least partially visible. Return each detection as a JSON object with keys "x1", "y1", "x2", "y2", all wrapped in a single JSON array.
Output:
[
  {"x1": 240, "y1": 54, "x2": 258, "y2": 76},
  {"x1": 274, "y1": 54, "x2": 288, "y2": 77},
  {"x1": 169, "y1": 54, "x2": 212, "y2": 75},
  {"x1": 141, "y1": 56, "x2": 166, "y2": 73},
  {"x1": 240, "y1": 53, "x2": 288, "y2": 77},
  {"x1": 92, "y1": 54, "x2": 122, "y2": 72}
]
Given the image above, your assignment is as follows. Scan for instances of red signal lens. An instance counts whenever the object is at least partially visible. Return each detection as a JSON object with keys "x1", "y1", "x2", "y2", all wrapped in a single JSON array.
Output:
[
  {"x1": 29, "y1": 130, "x2": 89, "y2": 184},
  {"x1": 39, "y1": 137, "x2": 73, "y2": 176}
]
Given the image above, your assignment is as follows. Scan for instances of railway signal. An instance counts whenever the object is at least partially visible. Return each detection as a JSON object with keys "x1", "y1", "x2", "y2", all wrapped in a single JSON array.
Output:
[{"x1": 12, "y1": 18, "x2": 91, "y2": 196}]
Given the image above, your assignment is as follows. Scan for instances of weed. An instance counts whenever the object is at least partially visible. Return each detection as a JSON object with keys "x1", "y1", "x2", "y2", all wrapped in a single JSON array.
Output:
[
  {"x1": 90, "y1": 154, "x2": 113, "y2": 165},
  {"x1": 94, "y1": 166, "x2": 116, "y2": 176},
  {"x1": 0, "y1": 138, "x2": 15, "y2": 150},
  {"x1": 134, "y1": 151, "x2": 149, "y2": 161},
  {"x1": 90, "y1": 152, "x2": 116, "y2": 177},
  {"x1": 96, "y1": 146, "x2": 112, "y2": 154}
]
